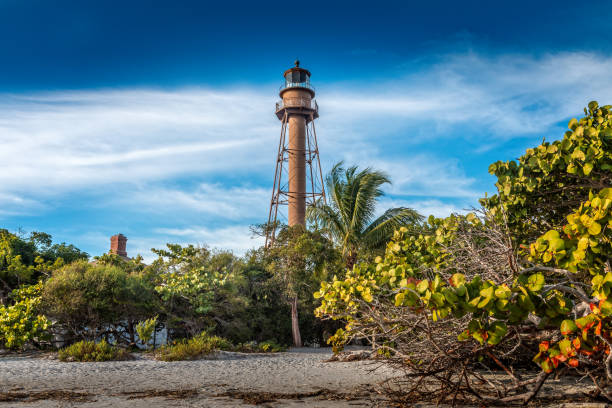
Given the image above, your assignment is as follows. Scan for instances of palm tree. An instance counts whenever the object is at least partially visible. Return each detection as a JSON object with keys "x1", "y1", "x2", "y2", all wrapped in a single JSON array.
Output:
[{"x1": 307, "y1": 162, "x2": 423, "y2": 269}]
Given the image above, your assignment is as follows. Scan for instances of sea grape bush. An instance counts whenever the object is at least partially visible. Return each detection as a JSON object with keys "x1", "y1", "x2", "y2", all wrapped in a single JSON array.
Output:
[
  {"x1": 0, "y1": 282, "x2": 50, "y2": 349},
  {"x1": 149, "y1": 244, "x2": 232, "y2": 337},
  {"x1": 315, "y1": 102, "x2": 612, "y2": 404},
  {"x1": 530, "y1": 187, "x2": 612, "y2": 374},
  {"x1": 529, "y1": 188, "x2": 611, "y2": 274},
  {"x1": 484, "y1": 101, "x2": 611, "y2": 243},
  {"x1": 0, "y1": 230, "x2": 88, "y2": 349},
  {"x1": 151, "y1": 244, "x2": 229, "y2": 317},
  {"x1": 316, "y1": 222, "x2": 571, "y2": 348},
  {"x1": 154, "y1": 266, "x2": 226, "y2": 315}
]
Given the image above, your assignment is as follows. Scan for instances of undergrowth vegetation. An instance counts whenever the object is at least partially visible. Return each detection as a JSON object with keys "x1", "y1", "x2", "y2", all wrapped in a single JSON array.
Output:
[
  {"x1": 155, "y1": 332, "x2": 285, "y2": 361},
  {"x1": 58, "y1": 339, "x2": 129, "y2": 362},
  {"x1": 232, "y1": 339, "x2": 287, "y2": 353},
  {"x1": 156, "y1": 332, "x2": 232, "y2": 361}
]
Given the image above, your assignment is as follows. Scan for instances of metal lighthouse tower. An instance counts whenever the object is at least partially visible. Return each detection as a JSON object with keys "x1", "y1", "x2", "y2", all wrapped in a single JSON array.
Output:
[{"x1": 265, "y1": 60, "x2": 325, "y2": 246}]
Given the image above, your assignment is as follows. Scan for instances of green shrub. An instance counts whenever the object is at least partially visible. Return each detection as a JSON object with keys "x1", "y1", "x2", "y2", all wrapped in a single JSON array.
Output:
[
  {"x1": 42, "y1": 261, "x2": 157, "y2": 342},
  {"x1": 0, "y1": 282, "x2": 51, "y2": 350},
  {"x1": 58, "y1": 339, "x2": 129, "y2": 362},
  {"x1": 233, "y1": 340, "x2": 286, "y2": 353},
  {"x1": 135, "y1": 315, "x2": 158, "y2": 349},
  {"x1": 258, "y1": 340, "x2": 286, "y2": 353},
  {"x1": 156, "y1": 332, "x2": 232, "y2": 361}
]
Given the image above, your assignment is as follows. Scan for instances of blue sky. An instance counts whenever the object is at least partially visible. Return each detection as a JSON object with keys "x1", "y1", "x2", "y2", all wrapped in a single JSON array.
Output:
[{"x1": 1, "y1": 0, "x2": 612, "y2": 260}]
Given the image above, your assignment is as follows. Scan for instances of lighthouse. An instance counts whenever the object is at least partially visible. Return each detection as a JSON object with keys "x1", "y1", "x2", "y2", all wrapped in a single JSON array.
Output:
[{"x1": 266, "y1": 61, "x2": 325, "y2": 246}]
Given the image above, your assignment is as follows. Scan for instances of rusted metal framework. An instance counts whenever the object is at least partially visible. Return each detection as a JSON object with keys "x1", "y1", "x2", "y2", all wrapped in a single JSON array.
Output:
[{"x1": 265, "y1": 72, "x2": 325, "y2": 247}]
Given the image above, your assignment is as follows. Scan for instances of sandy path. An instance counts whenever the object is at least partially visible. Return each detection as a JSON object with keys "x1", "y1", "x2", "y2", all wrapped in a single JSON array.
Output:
[{"x1": 0, "y1": 348, "x2": 397, "y2": 407}]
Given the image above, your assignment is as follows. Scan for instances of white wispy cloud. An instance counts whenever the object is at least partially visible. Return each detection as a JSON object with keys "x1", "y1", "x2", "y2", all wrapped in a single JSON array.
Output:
[
  {"x1": 124, "y1": 183, "x2": 270, "y2": 220},
  {"x1": 0, "y1": 193, "x2": 44, "y2": 216},
  {"x1": 153, "y1": 225, "x2": 263, "y2": 257},
  {"x1": 376, "y1": 156, "x2": 479, "y2": 199},
  {"x1": 2, "y1": 51, "x2": 612, "y2": 255},
  {"x1": 319, "y1": 52, "x2": 612, "y2": 143},
  {"x1": 0, "y1": 87, "x2": 278, "y2": 195},
  {"x1": 3, "y1": 51, "x2": 611, "y2": 196}
]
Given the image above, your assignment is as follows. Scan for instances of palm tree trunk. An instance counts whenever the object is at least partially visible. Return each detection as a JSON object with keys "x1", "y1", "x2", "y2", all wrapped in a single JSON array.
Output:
[{"x1": 291, "y1": 296, "x2": 302, "y2": 347}]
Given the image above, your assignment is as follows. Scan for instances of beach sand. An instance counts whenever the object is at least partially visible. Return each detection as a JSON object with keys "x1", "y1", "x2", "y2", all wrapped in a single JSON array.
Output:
[
  {"x1": 0, "y1": 347, "x2": 397, "y2": 407},
  {"x1": 2, "y1": 348, "x2": 608, "y2": 407}
]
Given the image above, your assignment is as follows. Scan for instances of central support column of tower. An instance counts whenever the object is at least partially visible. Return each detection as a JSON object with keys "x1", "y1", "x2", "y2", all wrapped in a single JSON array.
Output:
[{"x1": 288, "y1": 114, "x2": 306, "y2": 226}]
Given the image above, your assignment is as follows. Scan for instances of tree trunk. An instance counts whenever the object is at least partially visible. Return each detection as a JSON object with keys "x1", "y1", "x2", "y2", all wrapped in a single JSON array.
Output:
[
  {"x1": 291, "y1": 296, "x2": 302, "y2": 347},
  {"x1": 128, "y1": 321, "x2": 136, "y2": 345},
  {"x1": 346, "y1": 251, "x2": 357, "y2": 270}
]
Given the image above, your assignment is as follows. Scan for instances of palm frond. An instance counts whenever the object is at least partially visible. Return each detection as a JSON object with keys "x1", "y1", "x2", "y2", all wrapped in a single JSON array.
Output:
[
  {"x1": 325, "y1": 162, "x2": 353, "y2": 231},
  {"x1": 319, "y1": 161, "x2": 420, "y2": 260},
  {"x1": 350, "y1": 169, "x2": 391, "y2": 235},
  {"x1": 306, "y1": 203, "x2": 346, "y2": 247},
  {"x1": 362, "y1": 207, "x2": 424, "y2": 249}
]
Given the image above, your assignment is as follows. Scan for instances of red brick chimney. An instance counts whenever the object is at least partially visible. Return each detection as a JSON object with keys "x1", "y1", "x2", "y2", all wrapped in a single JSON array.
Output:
[{"x1": 110, "y1": 234, "x2": 128, "y2": 257}]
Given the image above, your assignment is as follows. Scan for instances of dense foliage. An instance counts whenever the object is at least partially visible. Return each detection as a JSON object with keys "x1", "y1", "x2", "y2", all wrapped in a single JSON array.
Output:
[
  {"x1": 484, "y1": 101, "x2": 612, "y2": 243},
  {"x1": 1, "y1": 236, "x2": 339, "y2": 350},
  {"x1": 0, "y1": 230, "x2": 88, "y2": 304},
  {"x1": 149, "y1": 244, "x2": 301, "y2": 344},
  {"x1": 0, "y1": 282, "x2": 50, "y2": 349},
  {"x1": 0, "y1": 230, "x2": 87, "y2": 349},
  {"x1": 149, "y1": 244, "x2": 231, "y2": 337},
  {"x1": 42, "y1": 260, "x2": 157, "y2": 344},
  {"x1": 315, "y1": 102, "x2": 612, "y2": 404},
  {"x1": 58, "y1": 339, "x2": 129, "y2": 362}
]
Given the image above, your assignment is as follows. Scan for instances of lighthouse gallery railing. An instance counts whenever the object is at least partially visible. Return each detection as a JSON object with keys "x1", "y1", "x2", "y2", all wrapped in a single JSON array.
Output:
[{"x1": 275, "y1": 98, "x2": 318, "y2": 113}]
